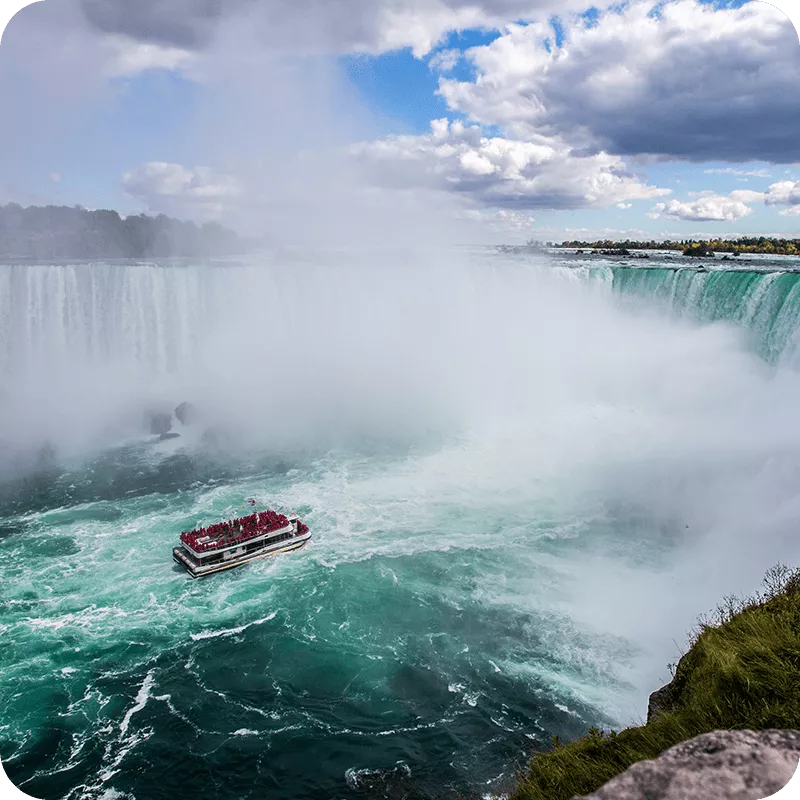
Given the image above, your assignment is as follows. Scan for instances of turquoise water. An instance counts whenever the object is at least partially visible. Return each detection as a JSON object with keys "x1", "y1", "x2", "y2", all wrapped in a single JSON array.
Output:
[
  {"x1": 3, "y1": 253, "x2": 800, "y2": 799},
  {"x1": 608, "y1": 266, "x2": 800, "y2": 365}
]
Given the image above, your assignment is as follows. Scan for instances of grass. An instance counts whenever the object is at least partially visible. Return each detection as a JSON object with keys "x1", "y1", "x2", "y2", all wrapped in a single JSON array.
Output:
[{"x1": 510, "y1": 565, "x2": 800, "y2": 800}]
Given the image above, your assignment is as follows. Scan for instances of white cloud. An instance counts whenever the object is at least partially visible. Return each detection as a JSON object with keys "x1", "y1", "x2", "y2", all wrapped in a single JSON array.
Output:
[
  {"x1": 428, "y1": 47, "x2": 461, "y2": 73},
  {"x1": 704, "y1": 167, "x2": 772, "y2": 178},
  {"x1": 763, "y1": 180, "x2": 800, "y2": 207},
  {"x1": 651, "y1": 180, "x2": 800, "y2": 220},
  {"x1": 649, "y1": 194, "x2": 754, "y2": 222},
  {"x1": 121, "y1": 162, "x2": 241, "y2": 219},
  {"x1": 102, "y1": 34, "x2": 194, "y2": 77},
  {"x1": 438, "y1": 0, "x2": 800, "y2": 162},
  {"x1": 354, "y1": 118, "x2": 669, "y2": 211},
  {"x1": 729, "y1": 189, "x2": 766, "y2": 204}
]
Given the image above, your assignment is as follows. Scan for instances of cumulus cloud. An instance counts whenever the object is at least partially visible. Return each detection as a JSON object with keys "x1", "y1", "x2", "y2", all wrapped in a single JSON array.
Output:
[
  {"x1": 763, "y1": 180, "x2": 800, "y2": 208},
  {"x1": 729, "y1": 189, "x2": 766, "y2": 204},
  {"x1": 438, "y1": 0, "x2": 800, "y2": 162},
  {"x1": 648, "y1": 180, "x2": 800, "y2": 221},
  {"x1": 428, "y1": 47, "x2": 461, "y2": 73},
  {"x1": 648, "y1": 194, "x2": 754, "y2": 222},
  {"x1": 122, "y1": 162, "x2": 241, "y2": 219},
  {"x1": 353, "y1": 118, "x2": 669, "y2": 211}
]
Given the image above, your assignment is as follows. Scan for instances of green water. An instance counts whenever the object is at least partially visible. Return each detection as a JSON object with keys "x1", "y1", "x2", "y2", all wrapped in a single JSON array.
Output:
[
  {"x1": 3, "y1": 255, "x2": 800, "y2": 799},
  {"x1": 1, "y1": 444, "x2": 646, "y2": 800}
]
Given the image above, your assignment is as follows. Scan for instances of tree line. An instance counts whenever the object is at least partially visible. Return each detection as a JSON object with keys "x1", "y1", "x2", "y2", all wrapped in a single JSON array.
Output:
[
  {"x1": 0, "y1": 204, "x2": 244, "y2": 259},
  {"x1": 557, "y1": 237, "x2": 800, "y2": 256}
]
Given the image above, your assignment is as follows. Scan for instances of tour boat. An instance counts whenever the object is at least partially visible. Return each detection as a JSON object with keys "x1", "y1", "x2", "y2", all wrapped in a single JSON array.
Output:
[{"x1": 173, "y1": 509, "x2": 311, "y2": 578}]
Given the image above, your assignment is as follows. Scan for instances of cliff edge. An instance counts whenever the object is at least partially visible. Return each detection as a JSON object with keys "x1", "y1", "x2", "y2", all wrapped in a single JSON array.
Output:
[{"x1": 510, "y1": 565, "x2": 800, "y2": 800}]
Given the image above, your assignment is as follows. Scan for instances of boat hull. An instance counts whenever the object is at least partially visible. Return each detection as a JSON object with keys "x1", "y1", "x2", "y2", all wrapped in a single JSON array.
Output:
[{"x1": 173, "y1": 531, "x2": 311, "y2": 578}]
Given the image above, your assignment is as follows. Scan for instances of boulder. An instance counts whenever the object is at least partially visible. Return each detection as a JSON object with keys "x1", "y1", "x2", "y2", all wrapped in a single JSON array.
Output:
[
  {"x1": 175, "y1": 401, "x2": 197, "y2": 426},
  {"x1": 145, "y1": 411, "x2": 172, "y2": 436},
  {"x1": 201, "y1": 427, "x2": 220, "y2": 448},
  {"x1": 577, "y1": 730, "x2": 800, "y2": 800},
  {"x1": 36, "y1": 441, "x2": 57, "y2": 469}
]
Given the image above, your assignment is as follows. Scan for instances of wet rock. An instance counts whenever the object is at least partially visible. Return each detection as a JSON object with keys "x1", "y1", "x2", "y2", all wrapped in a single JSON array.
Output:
[
  {"x1": 201, "y1": 428, "x2": 220, "y2": 448},
  {"x1": 577, "y1": 730, "x2": 800, "y2": 800},
  {"x1": 159, "y1": 432, "x2": 181, "y2": 442},
  {"x1": 145, "y1": 411, "x2": 172, "y2": 436},
  {"x1": 345, "y1": 763, "x2": 414, "y2": 799},
  {"x1": 36, "y1": 441, "x2": 57, "y2": 469},
  {"x1": 594, "y1": 248, "x2": 632, "y2": 256},
  {"x1": 175, "y1": 401, "x2": 197, "y2": 426}
]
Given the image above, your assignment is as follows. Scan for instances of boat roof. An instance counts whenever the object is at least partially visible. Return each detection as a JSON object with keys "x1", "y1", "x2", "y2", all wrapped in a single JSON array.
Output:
[{"x1": 180, "y1": 515, "x2": 296, "y2": 558}]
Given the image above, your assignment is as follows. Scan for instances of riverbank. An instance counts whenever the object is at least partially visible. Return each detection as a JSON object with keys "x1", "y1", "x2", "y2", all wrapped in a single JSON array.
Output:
[
  {"x1": 509, "y1": 565, "x2": 800, "y2": 799},
  {"x1": 557, "y1": 239, "x2": 800, "y2": 257}
]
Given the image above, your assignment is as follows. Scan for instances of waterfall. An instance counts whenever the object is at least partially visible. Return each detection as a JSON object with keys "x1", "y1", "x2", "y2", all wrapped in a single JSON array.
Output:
[{"x1": 609, "y1": 268, "x2": 800, "y2": 365}]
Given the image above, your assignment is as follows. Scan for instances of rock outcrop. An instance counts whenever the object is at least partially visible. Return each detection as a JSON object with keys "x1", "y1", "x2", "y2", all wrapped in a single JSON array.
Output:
[
  {"x1": 647, "y1": 681, "x2": 676, "y2": 723},
  {"x1": 577, "y1": 730, "x2": 800, "y2": 800},
  {"x1": 175, "y1": 402, "x2": 197, "y2": 426},
  {"x1": 201, "y1": 428, "x2": 220, "y2": 448},
  {"x1": 145, "y1": 411, "x2": 172, "y2": 436}
]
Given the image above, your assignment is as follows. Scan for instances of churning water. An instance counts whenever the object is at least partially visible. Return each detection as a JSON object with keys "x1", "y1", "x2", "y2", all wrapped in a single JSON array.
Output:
[{"x1": 3, "y1": 250, "x2": 800, "y2": 799}]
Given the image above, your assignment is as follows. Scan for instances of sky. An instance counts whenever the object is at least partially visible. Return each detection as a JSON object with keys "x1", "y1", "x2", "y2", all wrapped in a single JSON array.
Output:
[{"x1": 0, "y1": 0, "x2": 799, "y2": 242}]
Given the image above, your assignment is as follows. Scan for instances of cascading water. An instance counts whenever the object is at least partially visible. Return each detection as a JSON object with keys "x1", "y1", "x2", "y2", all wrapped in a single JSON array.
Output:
[
  {"x1": 3, "y1": 252, "x2": 800, "y2": 800},
  {"x1": 608, "y1": 266, "x2": 800, "y2": 365}
]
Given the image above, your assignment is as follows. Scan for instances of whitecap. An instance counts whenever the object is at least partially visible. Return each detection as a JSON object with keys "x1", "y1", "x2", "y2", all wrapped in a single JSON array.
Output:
[
  {"x1": 119, "y1": 672, "x2": 155, "y2": 736},
  {"x1": 190, "y1": 611, "x2": 277, "y2": 641}
]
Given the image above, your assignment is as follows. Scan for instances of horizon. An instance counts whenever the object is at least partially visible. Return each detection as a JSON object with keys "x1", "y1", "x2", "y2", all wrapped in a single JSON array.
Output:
[{"x1": 3, "y1": 200, "x2": 800, "y2": 247}]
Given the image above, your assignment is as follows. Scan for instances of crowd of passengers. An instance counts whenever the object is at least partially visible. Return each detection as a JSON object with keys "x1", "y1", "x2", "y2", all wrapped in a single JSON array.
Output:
[{"x1": 181, "y1": 510, "x2": 291, "y2": 552}]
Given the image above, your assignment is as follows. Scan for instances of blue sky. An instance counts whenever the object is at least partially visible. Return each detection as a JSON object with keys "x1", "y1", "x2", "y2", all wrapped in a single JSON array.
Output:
[{"x1": 1, "y1": 0, "x2": 799, "y2": 242}]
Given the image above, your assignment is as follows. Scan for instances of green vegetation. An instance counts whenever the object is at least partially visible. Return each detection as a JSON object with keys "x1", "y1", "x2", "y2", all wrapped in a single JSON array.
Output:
[
  {"x1": 682, "y1": 242, "x2": 715, "y2": 257},
  {"x1": 510, "y1": 565, "x2": 800, "y2": 800},
  {"x1": 0, "y1": 204, "x2": 243, "y2": 259},
  {"x1": 558, "y1": 238, "x2": 800, "y2": 256}
]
